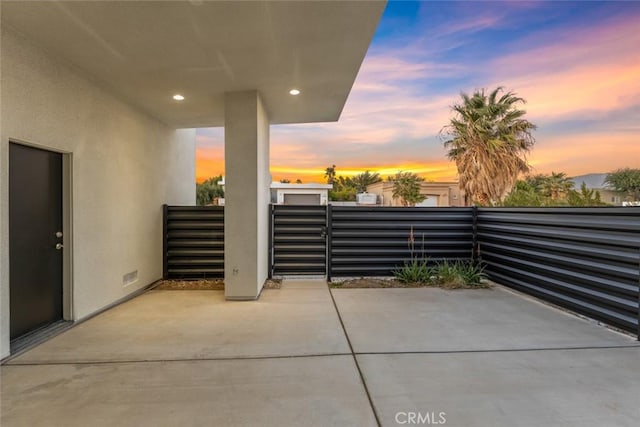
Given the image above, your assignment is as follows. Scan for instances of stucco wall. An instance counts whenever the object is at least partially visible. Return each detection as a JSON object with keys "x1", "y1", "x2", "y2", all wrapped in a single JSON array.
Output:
[
  {"x1": 223, "y1": 91, "x2": 269, "y2": 299},
  {"x1": 256, "y1": 95, "x2": 270, "y2": 294},
  {"x1": 367, "y1": 182, "x2": 464, "y2": 207},
  {"x1": 276, "y1": 189, "x2": 329, "y2": 205},
  {"x1": 0, "y1": 27, "x2": 195, "y2": 358}
]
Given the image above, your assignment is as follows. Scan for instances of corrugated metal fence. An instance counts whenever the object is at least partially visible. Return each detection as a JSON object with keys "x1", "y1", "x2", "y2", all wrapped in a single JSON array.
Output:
[
  {"x1": 329, "y1": 206, "x2": 475, "y2": 277},
  {"x1": 163, "y1": 205, "x2": 224, "y2": 279},
  {"x1": 477, "y1": 208, "x2": 640, "y2": 335},
  {"x1": 163, "y1": 205, "x2": 639, "y2": 335}
]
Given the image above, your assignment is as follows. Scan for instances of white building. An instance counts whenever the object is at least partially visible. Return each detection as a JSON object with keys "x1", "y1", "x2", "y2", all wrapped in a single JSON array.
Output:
[
  {"x1": 271, "y1": 183, "x2": 333, "y2": 205},
  {"x1": 367, "y1": 181, "x2": 465, "y2": 207}
]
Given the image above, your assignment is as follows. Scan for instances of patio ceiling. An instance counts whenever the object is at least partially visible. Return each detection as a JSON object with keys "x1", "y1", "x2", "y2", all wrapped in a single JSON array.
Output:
[{"x1": 1, "y1": 1, "x2": 386, "y2": 128}]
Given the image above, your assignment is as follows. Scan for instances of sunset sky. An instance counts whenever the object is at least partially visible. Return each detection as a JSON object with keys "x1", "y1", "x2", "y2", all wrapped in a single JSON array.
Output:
[{"x1": 195, "y1": 0, "x2": 640, "y2": 184}]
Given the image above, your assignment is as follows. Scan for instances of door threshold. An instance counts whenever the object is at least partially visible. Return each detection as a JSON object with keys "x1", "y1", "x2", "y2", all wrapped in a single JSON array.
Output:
[{"x1": 5, "y1": 320, "x2": 73, "y2": 363}]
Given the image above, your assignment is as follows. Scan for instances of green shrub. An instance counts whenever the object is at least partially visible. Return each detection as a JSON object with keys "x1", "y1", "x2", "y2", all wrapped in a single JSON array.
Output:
[
  {"x1": 196, "y1": 175, "x2": 224, "y2": 206},
  {"x1": 433, "y1": 260, "x2": 486, "y2": 288},
  {"x1": 459, "y1": 261, "x2": 487, "y2": 286},
  {"x1": 329, "y1": 187, "x2": 357, "y2": 201},
  {"x1": 393, "y1": 258, "x2": 433, "y2": 283},
  {"x1": 433, "y1": 260, "x2": 460, "y2": 286}
]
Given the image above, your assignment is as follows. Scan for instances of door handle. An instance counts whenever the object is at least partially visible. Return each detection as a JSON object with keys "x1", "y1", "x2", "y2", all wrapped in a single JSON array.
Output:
[
  {"x1": 56, "y1": 231, "x2": 63, "y2": 238},
  {"x1": 55, "y1": 243, "x2": 64, "y2": 250}
]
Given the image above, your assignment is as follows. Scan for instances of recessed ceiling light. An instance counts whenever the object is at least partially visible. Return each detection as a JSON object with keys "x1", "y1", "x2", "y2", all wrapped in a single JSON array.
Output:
[
  {"x1": 173, "y1": 94, "x2": 185, "y2": 101},
  {"x1": 289, "y1": 89, "x2": 300, "y2": 96}
]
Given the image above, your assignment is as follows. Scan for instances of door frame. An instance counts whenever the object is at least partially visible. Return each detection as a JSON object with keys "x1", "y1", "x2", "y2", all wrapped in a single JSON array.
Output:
[{"x1": 9, "y1": 139, "x2": 74, "y2": 324}]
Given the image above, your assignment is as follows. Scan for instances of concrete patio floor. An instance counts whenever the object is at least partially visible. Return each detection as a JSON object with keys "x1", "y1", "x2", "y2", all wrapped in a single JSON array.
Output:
[{"x1": 2, "y1": 280, "x2": 639, "y2": 426}]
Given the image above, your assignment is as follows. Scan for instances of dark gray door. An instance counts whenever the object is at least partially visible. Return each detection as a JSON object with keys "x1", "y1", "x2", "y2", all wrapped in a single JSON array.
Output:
[
  {"x1": 9, "y1": 143, "x2": 63, "y2": 340},
  {"x1": 283, "y1": 194, "x2": 321, "y2": 205}
]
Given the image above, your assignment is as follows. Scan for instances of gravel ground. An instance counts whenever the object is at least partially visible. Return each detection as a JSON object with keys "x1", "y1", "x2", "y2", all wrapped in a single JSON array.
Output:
[
  {"x1": 154, "y1": 279, "x2": 282, "y2": 290},
  {"x1": 330, "y1": 277, "x2": 492, "y2": 289}
]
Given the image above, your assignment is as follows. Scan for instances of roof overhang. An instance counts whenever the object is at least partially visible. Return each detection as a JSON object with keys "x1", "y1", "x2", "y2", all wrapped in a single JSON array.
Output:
[{"x1": 1, "y1": 1, "x2": 386, "y2": 128}]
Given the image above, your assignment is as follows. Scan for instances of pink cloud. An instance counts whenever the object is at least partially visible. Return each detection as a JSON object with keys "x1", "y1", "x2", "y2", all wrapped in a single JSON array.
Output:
[
  {"x1": 268, "y1": 52, "x2": 460, "y2": 158},
  {"x1": 529, "y1": 132, "x2": 640, "y2": 176},
  {"x1": 488, "y1": 15, "x2": 640, "y2": 121},
  {"x1": 197, "y1": 6, "x2": 640, "y2": 184}
]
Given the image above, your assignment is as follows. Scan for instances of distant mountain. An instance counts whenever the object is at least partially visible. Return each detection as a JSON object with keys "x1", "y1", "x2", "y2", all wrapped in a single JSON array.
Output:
[{"x1": 570, "y1": 173, "x2": 610, "y2": 190}]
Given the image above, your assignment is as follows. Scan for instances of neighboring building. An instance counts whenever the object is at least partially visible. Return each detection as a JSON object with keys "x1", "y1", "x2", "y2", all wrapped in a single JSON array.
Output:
[
  {"x1": 366, "y1": 182, "x2": 464, "y2": 207},
  {"x1": 326, "y1": 193, "x2": 378, "y2": 207},
  {"x1": 216, "y1": 177, "x2": 226, "y2": 206},
  {"x1": 271, "y1": 183, "x2": 333, "y2": 205},
  {"x1": 570, "y1": 173, "x2": 624, "y2": 206}
]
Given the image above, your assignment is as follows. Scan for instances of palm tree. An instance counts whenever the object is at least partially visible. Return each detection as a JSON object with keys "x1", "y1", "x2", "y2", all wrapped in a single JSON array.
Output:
[
  {"x1": 351, "y1": 170, "x2": 382, "y2": 192},
  {"x1": 389, "y1": 171, "x2": 425, "y2": 207},
  {"x1": 524, "y1": 174, "x2": 547, "y2": 190},
  {"x1": 336, "y1": 175, "x2": 355, "y2": 191},
  {"x1": 537, "y1": 172, "x2": 573, "y2": 201},
  {"x1": 605, "y1": 168, "x2": 640, "y2": 202},
  {"x1": 324, "y1": 165, "x2": 336, "y2": 185},
  {"x1": 442, "y1": 87, "x2": 536, "y2": 205}
]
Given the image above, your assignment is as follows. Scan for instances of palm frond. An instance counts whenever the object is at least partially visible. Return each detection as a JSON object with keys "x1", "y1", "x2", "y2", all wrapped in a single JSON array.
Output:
[{"x1": 443, "y1": 87, "x2": 536, "y2": 204}]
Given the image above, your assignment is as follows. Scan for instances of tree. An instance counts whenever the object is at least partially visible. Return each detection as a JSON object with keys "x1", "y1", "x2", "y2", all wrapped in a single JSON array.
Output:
[
  {"x1": 524, "y1": 174, "x2": 548, "y2": 190},
  {"x1": 567, "y1": 183, "x2": 606, "y2": 206},
  {"x1": 537, "y1": 172, "x2": 574, "y2": 201},
  {"x1": 330, "y1": 175, "x2": 356, "y2": 201},
  {"x1": 196, "y1": 175, "x2": 224, "y2": 206},
  {"x1": 501, "y1": 174, "x2": 609, "y2": 207},
  {"x1": 605, "y1": 168, "x2": 640, "y2": 202},
  {"x1": 324, "y1": 164, "x2": 336, "y2": 185},
  {"x1": 351, "y1": 170, "x2": 382, "y2": 192},
  {"x1": 328, "y1": 172, "x2": 357, "y2": 201},
  {"x1": 295, "y1": 179, "x2": 302, "y2": 184},
  {"x1": 329, "y1": 187, "x2": 357, "y2": 201},
  {"x1": 442, "y1": 87, "x2": 536, "y2": 206},
  {"x1": 501, "y1": 180, "x2": 544, "y2": 207},
  {"x1": 388, "y1": 171, "x2": 425, "y2": 207},
  {"x1": 335, "y1": 175, "x2": 355, "y2": 191},
  {"x1": 279, "y1": 179, "x2": 291, "y2": 183}
]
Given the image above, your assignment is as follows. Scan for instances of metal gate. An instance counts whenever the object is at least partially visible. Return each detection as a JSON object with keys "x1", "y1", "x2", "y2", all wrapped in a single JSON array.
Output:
[{"x1": 270, "y1": 205, "x2": 327, "y2": 276}]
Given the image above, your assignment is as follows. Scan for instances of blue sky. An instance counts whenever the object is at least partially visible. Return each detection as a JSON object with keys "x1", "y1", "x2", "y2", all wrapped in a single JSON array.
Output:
[{"x1": 196, "y1": 0, "x2": 640, "y2": 183}]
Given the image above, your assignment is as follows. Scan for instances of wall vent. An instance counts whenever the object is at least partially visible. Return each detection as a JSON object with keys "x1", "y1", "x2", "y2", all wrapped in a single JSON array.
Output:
[{"x1": 123, "y1": 270, "x2": 138, "y2": 287}]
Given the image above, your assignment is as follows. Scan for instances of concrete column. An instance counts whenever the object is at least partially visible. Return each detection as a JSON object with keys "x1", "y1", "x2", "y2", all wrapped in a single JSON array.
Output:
[{"x1": 224, "y1": 91, "x2": 270, "y2": 300}]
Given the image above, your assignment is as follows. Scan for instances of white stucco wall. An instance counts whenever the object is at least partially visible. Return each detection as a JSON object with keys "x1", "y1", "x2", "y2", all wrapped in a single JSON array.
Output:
[
  {"x1": 256, "y1": 95, "x2": 270, "y2": 294},
  {"x1": 276, "y1": 189, "x2": 329, "y2": 205},
  {"x1": 224, "y1": 90, "x2": 270, "y2": 299},
  {"x1": 0, "y1": 27, "x2": 195, "y2": 358}
]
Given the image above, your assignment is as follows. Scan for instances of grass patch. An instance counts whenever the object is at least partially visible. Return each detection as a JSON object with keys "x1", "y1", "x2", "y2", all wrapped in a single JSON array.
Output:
[
  {"x1": 393, "y1": 258, "x2": 433, "y2": 284},
  {"x1": 391, "y1": 259, "x2": 489, "y2": 289},
  {"x1": 433, "y1": 260, "x2": 488, "y2": 289}
]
